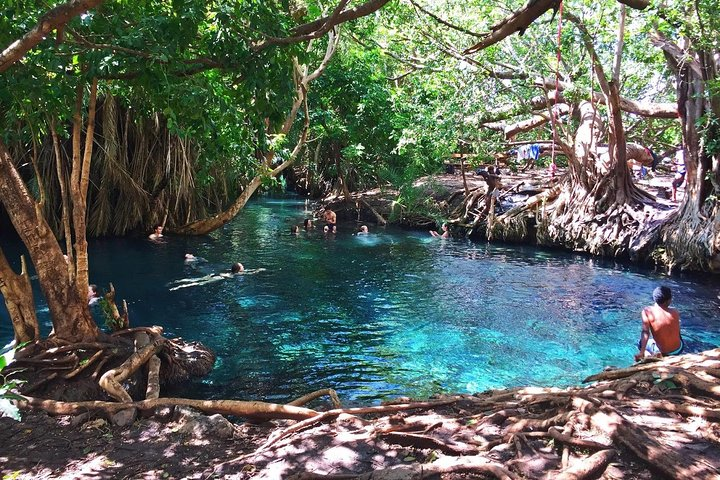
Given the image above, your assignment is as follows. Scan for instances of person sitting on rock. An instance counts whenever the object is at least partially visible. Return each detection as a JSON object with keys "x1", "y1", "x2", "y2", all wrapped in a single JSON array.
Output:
[{"x1": 635, "y1": 286, "x2": 684, "y2": 361}]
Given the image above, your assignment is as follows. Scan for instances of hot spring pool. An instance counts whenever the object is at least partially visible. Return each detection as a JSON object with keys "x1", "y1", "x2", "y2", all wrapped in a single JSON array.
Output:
[{"x1": 1, "y1": 196, "x2": 719, "y2": 404}]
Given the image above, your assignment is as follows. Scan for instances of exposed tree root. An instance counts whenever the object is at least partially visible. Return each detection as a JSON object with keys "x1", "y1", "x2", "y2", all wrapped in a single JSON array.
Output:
[
  {"x1": 12, "y1": 348, "x2": 720, "y2": 480},
  {"x1": 210, "y1": 348, "x2": 720, "y2": 479},
  {"x1": 554, "y1": 448, "x2": 616, "y2": 480},
  {"x1": 99, "y1": 334, "x2": 165, "y2": 402}
]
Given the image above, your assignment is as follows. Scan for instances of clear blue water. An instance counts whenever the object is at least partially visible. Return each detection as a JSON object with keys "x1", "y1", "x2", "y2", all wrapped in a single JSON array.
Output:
[{"x1": 1, "y1": 195, "x2": 719, "y2": 404}]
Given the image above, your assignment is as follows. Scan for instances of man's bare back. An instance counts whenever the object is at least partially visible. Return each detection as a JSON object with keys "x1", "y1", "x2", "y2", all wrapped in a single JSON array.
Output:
[
  {"x1": 636, "y1": 286, "x2": 683, "y2": 360},
  {"x1": 642, "y1": 305, "x2": 681, "y2": 351}
]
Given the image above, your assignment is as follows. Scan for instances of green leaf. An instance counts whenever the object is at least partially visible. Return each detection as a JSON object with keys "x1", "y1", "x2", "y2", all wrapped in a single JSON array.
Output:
[{"x1": 0, "y1": 398, "x2": 21, "y2": 421}]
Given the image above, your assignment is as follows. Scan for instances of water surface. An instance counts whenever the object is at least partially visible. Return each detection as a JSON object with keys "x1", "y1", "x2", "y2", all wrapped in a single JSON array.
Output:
[{"x1": 1, "y1": 196, "x2": 719, "y2": 404}]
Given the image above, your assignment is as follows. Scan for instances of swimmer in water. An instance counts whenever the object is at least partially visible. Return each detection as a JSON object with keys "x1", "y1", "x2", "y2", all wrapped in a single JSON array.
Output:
[{"x1": 168, "y1": 262, "x2": 264, "y2": 291}]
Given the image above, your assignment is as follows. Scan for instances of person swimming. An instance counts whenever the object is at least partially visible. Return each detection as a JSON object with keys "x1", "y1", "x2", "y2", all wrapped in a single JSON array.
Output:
[
  {"x1": 168, "y1": 262, "x2": 262, "y2": 291},
  {"x1": 324, "y1": 209, "x2": 337, "y2": 233}
]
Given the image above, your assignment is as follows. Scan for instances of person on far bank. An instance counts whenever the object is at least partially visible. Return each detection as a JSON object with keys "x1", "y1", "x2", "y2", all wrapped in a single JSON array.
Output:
[
  {"x1": 671, "y1": 148, "x2": 686, "y2": 202},
  {"x1": 635, "y1": 286, "x2": 684, "y2": 361}
]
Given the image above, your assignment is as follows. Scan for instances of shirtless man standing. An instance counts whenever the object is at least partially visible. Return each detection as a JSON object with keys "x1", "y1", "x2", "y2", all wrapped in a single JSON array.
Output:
[{"x1": 635, "y1": 286, "x2": 684, "y2": 361}]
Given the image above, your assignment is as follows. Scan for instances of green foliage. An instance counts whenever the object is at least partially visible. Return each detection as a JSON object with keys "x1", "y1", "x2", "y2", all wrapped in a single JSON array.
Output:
[
  {"x1": 0, "y1": 0, "x2": 708, "y2": 226},
  {"x1": 390, "y1": 179, "x2": 449, "y2": 224},
  {"x1": 0, "y1": 347, "x2": 26, "y2": 421},
  {"x1": 99, "y1": 298, "x2": 123, "y2": 332}
]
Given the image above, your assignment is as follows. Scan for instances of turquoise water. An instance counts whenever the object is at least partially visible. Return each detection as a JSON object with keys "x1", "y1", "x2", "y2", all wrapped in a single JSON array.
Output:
[{"x1": 1, "y1": 196, "x2": 719, "y2": 404}]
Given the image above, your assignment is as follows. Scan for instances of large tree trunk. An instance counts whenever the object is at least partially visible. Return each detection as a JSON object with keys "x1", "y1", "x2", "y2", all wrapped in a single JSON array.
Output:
[
  {"x1": 653, "y1": 32, "x2": 720, "y2": 271},
  {"x1": 0, "y1": 140, "x2": 99, "y2": 342},
  {"x1": 492, "y1": 13, "x2": 653, "y2": 257},
  {"x1": 0, "y1": 252, "x2": 39, "y2": 344}
]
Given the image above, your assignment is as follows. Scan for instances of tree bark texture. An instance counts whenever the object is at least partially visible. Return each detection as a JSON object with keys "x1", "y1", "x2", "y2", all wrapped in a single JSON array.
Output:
[
  {"x1": 0, "y1": 139, "x2": 99, "y2": 342},
  {"x1": 70, "y1": 77, "x2": 98, "y2": 300},
  {"x1": 177, "y1": 30, "x2": 337, "y2": 235},
  {"x1": 0, "y1": 252, "x2": 39, "y2": 344},
  {"x1": 652, "y1": 32, "x2": 720, "y2": 271}
]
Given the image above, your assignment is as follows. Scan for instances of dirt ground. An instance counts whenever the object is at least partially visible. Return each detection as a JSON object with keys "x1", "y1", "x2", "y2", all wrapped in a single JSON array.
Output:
[
  {"x1": 2, "y1": 349, "x2": 719, "y2": 480},
  {"x1": 436, "y1": 165, "x2": 682, "y2": 208}
]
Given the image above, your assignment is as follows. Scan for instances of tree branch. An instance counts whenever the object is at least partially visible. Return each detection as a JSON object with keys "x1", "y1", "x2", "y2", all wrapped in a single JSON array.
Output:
[
  {"x1": 67, "y1": 31, "x2": 223, "y2": 68},
  {"x1": 254, "y1": 0, "x2": 390, "y2": 51},
  {"x1": 408, "y1": 0, "x2": 484, "y2": 38},
  {"x1": 0, "y1": 0, "x2": 105, "y2": 74},
  {"x1": 616, "y1": 0, "x2": 649, "y2": 9},
  {"x1": 464, "y1": 0, "x2": 561, "y2": 55}
]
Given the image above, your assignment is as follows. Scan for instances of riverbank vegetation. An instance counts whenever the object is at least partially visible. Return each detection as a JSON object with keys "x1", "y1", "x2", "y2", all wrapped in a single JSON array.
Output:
[{"x1": 1, "y1": 1, "x2": 719, "y2": 478}]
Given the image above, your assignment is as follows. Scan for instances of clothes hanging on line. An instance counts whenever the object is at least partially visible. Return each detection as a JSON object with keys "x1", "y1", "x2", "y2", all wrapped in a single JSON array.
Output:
[{"x1": 514, "y1": 144, "x2": 542, "y2": 162}]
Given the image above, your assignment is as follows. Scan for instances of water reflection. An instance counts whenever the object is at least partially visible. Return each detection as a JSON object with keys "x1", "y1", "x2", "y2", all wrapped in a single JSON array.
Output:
[{"x1": 1, "y1": 195, "x2": 719, "y2": 404}]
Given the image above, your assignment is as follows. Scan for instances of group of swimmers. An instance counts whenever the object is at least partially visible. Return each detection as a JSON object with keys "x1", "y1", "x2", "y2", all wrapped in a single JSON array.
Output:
[
  {"x1": 290, "y1": 209, "x2": 370, "y2": 236},
  {"x1": 151, "y1": 215, "x2": 685, "y2": 362}
]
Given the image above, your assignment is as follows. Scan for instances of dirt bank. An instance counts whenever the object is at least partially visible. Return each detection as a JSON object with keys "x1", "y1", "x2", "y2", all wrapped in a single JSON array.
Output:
[{"x1": 2, "y1": 348, "x2": 718, "y2": 479}]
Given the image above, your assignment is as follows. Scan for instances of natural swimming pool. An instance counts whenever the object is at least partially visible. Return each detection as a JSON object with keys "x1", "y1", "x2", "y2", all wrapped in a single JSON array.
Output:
[{"x1": 1, "y1": 196, "x2": 719, "y2": 404}]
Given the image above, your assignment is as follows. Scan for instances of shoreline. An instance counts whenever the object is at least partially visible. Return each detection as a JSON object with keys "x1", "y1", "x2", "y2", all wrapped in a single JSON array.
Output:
[{"x1": 3, "y1": 348, "x2": 719, "y2": 479}]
